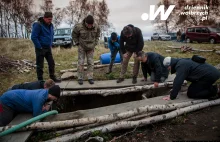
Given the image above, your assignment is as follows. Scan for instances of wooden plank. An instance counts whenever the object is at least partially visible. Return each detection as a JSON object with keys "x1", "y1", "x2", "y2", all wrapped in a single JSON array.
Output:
[
  {"x1": 56, "y1": 74, "x2": 176, "y2": 90},
  {"x1": 0, "y1": 114, "x2": 32, "y2": 142},
  {"x1": 44, "y1": 91, "x2": 192, "y2": 122}
]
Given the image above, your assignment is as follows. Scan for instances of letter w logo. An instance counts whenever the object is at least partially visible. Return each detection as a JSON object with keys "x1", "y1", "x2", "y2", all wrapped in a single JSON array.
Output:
[{"x1": 150, "y1": 5, "x2": 175, "y2": 20}]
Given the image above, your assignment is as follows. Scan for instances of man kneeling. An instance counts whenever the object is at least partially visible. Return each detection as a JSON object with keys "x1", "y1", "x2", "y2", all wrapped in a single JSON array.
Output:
[
  {"x1": 0, "y1": 85, "x2": 60, "y2": 126},
  {"x1": 137, "y1": 51, "x2": 169, "y2": 88},
  {"x1": 10, "y1": 79, "x2": 55, "y2": 90},
  {"x1": 163, "y1": 57, "x2": 220, "y2": 100}
]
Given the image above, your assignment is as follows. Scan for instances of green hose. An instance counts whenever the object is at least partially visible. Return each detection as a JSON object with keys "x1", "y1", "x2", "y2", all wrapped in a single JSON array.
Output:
[{"x1": 0, "y1": 110, "x2": 58, "y2": 137}]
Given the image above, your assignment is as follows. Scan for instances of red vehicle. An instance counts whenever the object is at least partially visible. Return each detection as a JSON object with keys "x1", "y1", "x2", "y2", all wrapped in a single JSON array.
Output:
[{"x1": 185, "y1": 26, "x2": 220, "y2": 44}]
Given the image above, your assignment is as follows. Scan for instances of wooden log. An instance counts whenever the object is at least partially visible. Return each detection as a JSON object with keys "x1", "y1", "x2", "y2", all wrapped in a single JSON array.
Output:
[
  {"x1": 72, "y1": 61, "x2": 100, "y2": 66},
  {"x1": 45, "y1": 99, "x2": 220, "y2": 142},
  {"x1": 215, "y1": 51, "x2": 220, "y2": 55},
  {"x1": 53, "y1": 112, "x2": 158, "y2": 137},
  {"x1": 61, "y1": 81, "x2": 187, "y2": 97},
  {"x1": 0, "y1": 99, "x2": 207, "y2": 132}
]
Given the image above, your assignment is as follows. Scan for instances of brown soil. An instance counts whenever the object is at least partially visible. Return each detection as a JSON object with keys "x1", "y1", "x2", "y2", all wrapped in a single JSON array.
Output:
[{"x1": 113, "y1": 106, "x2": 220, "y2": 142}]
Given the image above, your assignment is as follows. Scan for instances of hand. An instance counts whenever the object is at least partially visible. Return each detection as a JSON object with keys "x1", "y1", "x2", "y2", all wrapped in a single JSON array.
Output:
[
  {"x1": 114, "y1": 42, "x2": 120, "y2": 48},
  {"x1": 141, "y1": 78, "x2": 147, "y2": 82},
  {"x1": 163, "y1": 95, "x2": 170, "y2": 101},
  {"x1": 42, "y1": 104, "x2": 50, "y2": 111},
  {"x1": 133, "y1": 53, "x2": 137, "y2": 58},
  {"x1": 154, "y1": 82, "x2": 159, "y2": 88},
  {"x1": 123, "y1": 53, "x2": 129, "y2": 58}
]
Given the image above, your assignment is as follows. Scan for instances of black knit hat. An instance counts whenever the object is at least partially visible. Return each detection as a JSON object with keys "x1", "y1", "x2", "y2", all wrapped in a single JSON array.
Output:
[
  {"x1": 111, "y1": 32, "x2": 117, "y2": 40},
  {"x1": 44, "y1": 12, "x2": 53, "y2": 18},
  {"x1": 122, "y1": 26, "x2": 133, "y2": 36},
  {"x1": 48, "y1": 85, "x2": 60, "y2": 98},
  {"x1": 85, "y1": 15, "x2": 94, "y2": 24}
]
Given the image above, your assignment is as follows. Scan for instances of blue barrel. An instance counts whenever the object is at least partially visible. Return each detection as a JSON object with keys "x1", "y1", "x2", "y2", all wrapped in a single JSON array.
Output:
[{"x1": 100, "y1": 52, "x2": 121, "y2": 64}]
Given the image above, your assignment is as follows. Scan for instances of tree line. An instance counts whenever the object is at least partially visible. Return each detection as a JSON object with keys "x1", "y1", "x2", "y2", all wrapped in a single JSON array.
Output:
[{"x1": 0, "y1": 0, "x2": 110, "y2": 39}]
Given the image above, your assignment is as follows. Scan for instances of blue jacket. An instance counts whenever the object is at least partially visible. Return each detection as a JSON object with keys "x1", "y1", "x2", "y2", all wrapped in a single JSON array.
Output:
[
  {"x1": 108, "y1": 36, "x2": 120, "y2": 53},
  {"x1": 0, "y1": 89, "x2": 48, "y2": 117},
  {"x1": 31, "y1": 18, "x2": 54, "y2": 49},
  {"x1": 170, "y1": 58, "x2": 220, "y2": 100}
]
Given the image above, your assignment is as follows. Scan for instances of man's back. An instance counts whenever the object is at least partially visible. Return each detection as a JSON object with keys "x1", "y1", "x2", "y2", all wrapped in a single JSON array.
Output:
[
  {"x1": 175, "y1": 59, "x2": 220, "y2": 82},
  {"x1": 0, "y1": 89, "x2": 48, "y2": 116},
  {"x1": 11, "y1": 81, "x2": 45, "y2": 90}
]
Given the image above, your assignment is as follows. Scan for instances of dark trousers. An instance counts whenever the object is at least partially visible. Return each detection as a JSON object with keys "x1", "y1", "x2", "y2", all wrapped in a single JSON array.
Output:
[
  {"x1": 187, "y1": 82, "x2": 218, "y2": 99},
  {"x1": 0, "y1": 102, "x2": 15, "y2": 126},
  {"x1": 35, "y1": 48, "x2": 55, "y2": 80},
  {"x1": 109, "y1": 49, "x2": 123, "y2": 72}
]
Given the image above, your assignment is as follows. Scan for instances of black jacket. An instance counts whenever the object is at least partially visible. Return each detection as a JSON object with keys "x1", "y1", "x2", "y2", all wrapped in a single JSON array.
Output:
[
  {"x1": 11, "y1": 81, "x2": 45, "y2": 90},
  {"x1": 141, "y1": 52, "x2": 169, "y2": 82},
  {"x1": 170, "y1": 58, "x2": 220, "y2": 100},
  {"x1": 120, "y1": 25, "x2": 144, "y2": 54}
]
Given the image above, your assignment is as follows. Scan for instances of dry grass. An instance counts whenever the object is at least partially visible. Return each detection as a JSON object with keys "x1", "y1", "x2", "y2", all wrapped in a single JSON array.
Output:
[{"x1": 0, "y1": 38, "x2": 220, "y2": 94}]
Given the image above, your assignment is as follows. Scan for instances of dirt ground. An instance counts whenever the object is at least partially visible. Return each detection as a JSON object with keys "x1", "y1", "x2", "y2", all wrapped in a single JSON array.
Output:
[{"x1": 113, "y1": 106, "x2": 220, "y2": 142}]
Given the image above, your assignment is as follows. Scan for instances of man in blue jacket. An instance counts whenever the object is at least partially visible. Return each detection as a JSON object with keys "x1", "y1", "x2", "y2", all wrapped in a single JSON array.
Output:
[
  {"x1": 137, "y1": 51, "x2": 169, "y2": 87},
  {"x1": 31, "y1": 12, "x2": 60, "y2": 82},
  {"x1": 106, "y1": 32, "x2": 123, "y2": 74},
  {"x1": 0, "y1": 85, "x2": 60, "y2": 126},
  {"x1": 163, "y1": 57, "x2": 220, "y2": 100}
]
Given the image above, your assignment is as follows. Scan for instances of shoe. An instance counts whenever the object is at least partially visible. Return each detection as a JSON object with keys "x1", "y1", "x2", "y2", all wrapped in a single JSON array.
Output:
[
  {"x1": 132, "y1": 77, "x2": 137, "y2": 84},
  {"x1": 117, "y1": 78, "x2": 124, "y2": 83},
  {"x1": 106, "y1": 71, "x2": 112, "y2": 74},
  {"x1": 88, "y1": 79, "x2": 94, "y2": 84},
  {"x1": 51, "y1": 77, "x2": 61, "y2": 82},
  {"x1": 78, "y1": 79, "x2": 83, "y2": 85}
]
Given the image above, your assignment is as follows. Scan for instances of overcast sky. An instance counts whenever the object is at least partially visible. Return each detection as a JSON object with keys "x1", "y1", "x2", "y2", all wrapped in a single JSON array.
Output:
[{"x1": 33, "y1": 0, "x2": 160, "y2": 38}]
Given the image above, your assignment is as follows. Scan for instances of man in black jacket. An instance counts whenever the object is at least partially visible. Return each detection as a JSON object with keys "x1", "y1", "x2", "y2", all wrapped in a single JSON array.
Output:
[
  {"x1": 9, "y1": 79, "x2": 55, "y2": 90},
  {"x1": 163, "y1": 57, "x2": 220, "y2": 100},
  {"x1": 117, "y1": 24, "x2": 144, "y2": 84},
  {"x1": 137, "y1": 51, "x2": 169, "y2": 87}
]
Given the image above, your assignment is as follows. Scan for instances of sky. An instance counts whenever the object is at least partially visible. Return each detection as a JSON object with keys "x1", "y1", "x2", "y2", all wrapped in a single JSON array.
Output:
[{"x1": 33, "y1": 0, "x2": 160, "y2": 38}]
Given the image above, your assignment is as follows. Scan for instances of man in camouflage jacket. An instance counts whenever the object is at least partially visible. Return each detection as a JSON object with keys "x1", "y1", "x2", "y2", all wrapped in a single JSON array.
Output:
[{"x1": 72, "y1": 15, "x2": 100, "y2": 85}]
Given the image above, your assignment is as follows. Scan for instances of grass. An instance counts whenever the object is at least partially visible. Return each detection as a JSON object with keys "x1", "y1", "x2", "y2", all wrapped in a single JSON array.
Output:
[{"x1": 0, "y1": 38, "x2": 220, "y2": 95}]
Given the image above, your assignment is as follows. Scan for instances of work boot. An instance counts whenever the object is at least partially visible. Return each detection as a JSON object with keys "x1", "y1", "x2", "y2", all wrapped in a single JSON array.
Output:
[
  {"x1": 117, "y1": 78, "x2": 124, "y2": 83},
  {"x1": 51, "y1": 77, "x2": 61, "y2": 83},
  {"x1": 132, "y1": 77, "x2": 137, "y2": 84},
  {"x1": 78, "y1": 79, "x2": 83, "y2": 85},
  {"x1": 88, "y1": 79, "x2": 94, "y2": 84}
]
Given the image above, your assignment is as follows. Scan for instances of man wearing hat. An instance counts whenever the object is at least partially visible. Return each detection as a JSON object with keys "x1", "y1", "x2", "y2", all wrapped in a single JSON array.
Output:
[
  {"x1": 72, "y1": 15, "x2": 100, "y2": 85},
  {"x1": 163, "y1": 57, "x2": 220, "y2": 100},
  {"x1": 0, "y1": 85, "x2": 61, "y2": 126},
  {"x1": 106, "y1": 32, "x2": 123, "y2": 74},
  {"x1": 117, "y1": 24, "x2": 144, "y2": 84},
  {"x1": 31, "y1": 12, "x2": 60, "y2": 82}
]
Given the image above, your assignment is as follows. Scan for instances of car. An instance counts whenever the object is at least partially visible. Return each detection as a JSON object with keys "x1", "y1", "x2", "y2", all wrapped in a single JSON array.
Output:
[
  {"x1": 167, "y1": 33, "x2": 177, "y2": 40},
  {"x1": 53, "y1": 28, "x2": 74, "y2": 48},
  {"x1": 151, "y1": 33, "x2": 171, "y2": 41},
  {"x1": 185, "y1": 26, "x2": 220, "y2": 44}
]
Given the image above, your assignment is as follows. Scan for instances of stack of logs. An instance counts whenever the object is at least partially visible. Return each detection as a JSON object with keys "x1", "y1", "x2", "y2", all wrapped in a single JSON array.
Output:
[{"x1": 0, "y1": 56, "x2": 36, "y2": 73}]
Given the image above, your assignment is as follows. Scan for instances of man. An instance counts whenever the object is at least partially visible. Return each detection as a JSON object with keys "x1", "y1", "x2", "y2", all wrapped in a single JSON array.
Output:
[
  {"x1": 163, "y1": 57, "x2": 220, "y2": 100},
  {"x1": 31, "y1": 12, "x2": 60, "y2": 82},
  {"x1": 72, "y1": 15, "x2": 100, "y2": 85},
  {"x1": 137, "y1": 51, "x2": 169, "y2": 87},
  {"x1": 106, "y1": 32, "x2": 123, "y2": 74},
  {"x1": 117, "y1": 24, "x2": 144, "y2": 84},
  {"x1": 0, "y1": 85, "x2": 60, "y2": 126},
  {"x1": 10, "y1": 79, "x2": 55, "y2": 90},
  {"x1": 177, "y1": 29, "x2": 181, "y2": 42}
]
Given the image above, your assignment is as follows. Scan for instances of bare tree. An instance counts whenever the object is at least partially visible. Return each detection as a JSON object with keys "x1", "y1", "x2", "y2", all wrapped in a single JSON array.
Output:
[{"x1": 53, "y1": 8, "x2": 65, "y2": 29}]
